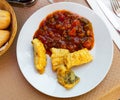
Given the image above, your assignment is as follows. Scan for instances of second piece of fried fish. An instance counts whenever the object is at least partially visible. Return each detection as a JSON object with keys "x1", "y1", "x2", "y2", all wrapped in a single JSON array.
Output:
[
  {"x1": 51, "y1": 48, "x2": 69, "y2": 71},
  {"x1": 64, "y1": 48, "x2": 93, "y2": 69}
]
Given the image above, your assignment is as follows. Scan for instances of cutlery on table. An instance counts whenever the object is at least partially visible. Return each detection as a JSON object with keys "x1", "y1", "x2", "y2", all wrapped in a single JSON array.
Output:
[
  {"x1": 86, "y1": 0, "x2": 120, "y2": 50},
  {"x1": 96, "y1": 0, "x2": 120, "y2": 33},
  {"x1": 110, "y1": 0, "x2": 120, "y2": 18}
]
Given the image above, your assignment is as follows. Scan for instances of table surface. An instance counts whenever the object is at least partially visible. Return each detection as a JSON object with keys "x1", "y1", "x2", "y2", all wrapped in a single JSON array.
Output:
[{"x1": 0, "y1": 0, "x2": 120, "y2": 100}]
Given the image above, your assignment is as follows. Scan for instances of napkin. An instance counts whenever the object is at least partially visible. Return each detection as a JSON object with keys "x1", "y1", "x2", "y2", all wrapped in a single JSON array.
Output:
[{"x1": 86, "y1": 0, "x2": 120, "y2": 50}]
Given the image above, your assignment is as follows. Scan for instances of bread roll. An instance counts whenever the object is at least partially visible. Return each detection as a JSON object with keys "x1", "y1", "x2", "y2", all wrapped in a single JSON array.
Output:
[
  {"x1": 0, "y1": 10, "x2": 11, "y2": 29},
  {"x1": 0, "y1": 30, "x2": 10, "y2": 48}
]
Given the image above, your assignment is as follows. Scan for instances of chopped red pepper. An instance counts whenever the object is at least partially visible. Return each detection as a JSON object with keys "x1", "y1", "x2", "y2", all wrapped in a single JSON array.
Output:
[
  {"x1": 69, "y1": 27, "x2": 76, "y2": 36},
  {"x1": 72, "y1": 20, "x2": 80, "y2": 27}
]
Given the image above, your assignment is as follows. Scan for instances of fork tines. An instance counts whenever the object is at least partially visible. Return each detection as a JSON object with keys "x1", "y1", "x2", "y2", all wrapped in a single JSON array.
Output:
[{"x1": 110, "y1": 0, "x2": 120, "y2": 18}]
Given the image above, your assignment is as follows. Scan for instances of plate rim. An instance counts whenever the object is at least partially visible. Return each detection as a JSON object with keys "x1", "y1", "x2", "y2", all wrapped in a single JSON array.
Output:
[{"x1": 16, "y1": 2, "x2": 113, "y2": 98}]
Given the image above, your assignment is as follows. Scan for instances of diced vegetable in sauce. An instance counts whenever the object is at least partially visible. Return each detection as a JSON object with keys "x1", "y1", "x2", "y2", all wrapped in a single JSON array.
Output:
[{"x1": 33, "y1": 10, "x2": 94, "y2": 55}]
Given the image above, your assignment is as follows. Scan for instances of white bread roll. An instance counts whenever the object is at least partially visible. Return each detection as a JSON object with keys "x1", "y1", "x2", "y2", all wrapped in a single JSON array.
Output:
[
  {"x1": 0, "y1": 30, "x2": 10, "y2": 48},
  {"x1": 0, "y1": 10, "x2": 11, "y2": 29}
]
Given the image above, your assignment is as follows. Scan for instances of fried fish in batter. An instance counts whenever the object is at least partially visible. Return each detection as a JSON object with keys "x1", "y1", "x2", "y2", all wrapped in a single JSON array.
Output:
[
  {"x1": 64, "y1": 48, "x2": 93, "y2": 69},
  {"x1": 32, "y1": 38, "x2": 47, "y2": 74},
  {"x1": 57, "y1": 65, "x2": 80, "y2": 89},
  {"x1": 51, "y1": 48, "x2": 69, "y2": 71},
  {"x1": 51, "y1": 48, "x2": 80, "y2": 89}
]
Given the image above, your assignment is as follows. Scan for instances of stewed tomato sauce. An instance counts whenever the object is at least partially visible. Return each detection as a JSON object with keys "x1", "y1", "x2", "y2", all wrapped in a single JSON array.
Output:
[{"x1": 33, "y1": 10, "x2": 94, "y2": 55}]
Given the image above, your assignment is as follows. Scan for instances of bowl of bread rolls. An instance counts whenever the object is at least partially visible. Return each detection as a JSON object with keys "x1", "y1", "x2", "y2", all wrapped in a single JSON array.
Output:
[{"x1": 0, "y1": 0, "x2": 17, "y2": 56}]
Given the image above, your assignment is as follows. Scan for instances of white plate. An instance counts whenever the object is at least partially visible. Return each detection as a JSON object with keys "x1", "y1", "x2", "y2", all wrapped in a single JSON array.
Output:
[{"x1": 16, "y1": 2, "x2": 113, "y2": 98}]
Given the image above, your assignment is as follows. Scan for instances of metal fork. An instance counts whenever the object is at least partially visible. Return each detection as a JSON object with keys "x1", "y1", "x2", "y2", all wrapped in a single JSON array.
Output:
[{"x1": 110, "y1": 0, "x2": 120, "y2": 18}]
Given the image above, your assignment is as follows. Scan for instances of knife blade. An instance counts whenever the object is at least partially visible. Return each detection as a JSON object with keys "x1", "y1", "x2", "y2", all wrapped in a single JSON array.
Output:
[{"x1": 96, "y1": 0, "x2": 120, "y2": 33}]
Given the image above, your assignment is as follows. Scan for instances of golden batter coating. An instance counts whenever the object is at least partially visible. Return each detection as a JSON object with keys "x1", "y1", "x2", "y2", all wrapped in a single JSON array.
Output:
[
  {"x1": 51, "y1": 48, "x2": 69, "y2": 71},
  {"x1": 64, "y1": 48, "x2": 93, "y2": 69},
  {"x1": 57, "y1": 65, "x2": 80, "y2": 89},
  {"x1": 32, "y1": 38, "x2": 47, "y2": 74}
]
